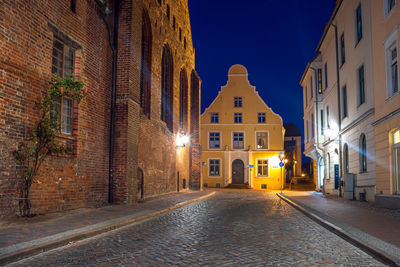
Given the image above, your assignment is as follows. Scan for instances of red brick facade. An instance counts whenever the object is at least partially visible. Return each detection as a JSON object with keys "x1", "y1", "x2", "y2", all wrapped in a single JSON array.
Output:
[{"x1": 0, "y1": 0, "x2": 201, "y2": 215}]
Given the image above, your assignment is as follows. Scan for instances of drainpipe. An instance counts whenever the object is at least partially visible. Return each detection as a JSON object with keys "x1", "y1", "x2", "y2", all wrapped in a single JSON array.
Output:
[
  {"x1": 95, "y1": 0, "x2": 119, "y2": 204},
  {"x1": 332, "y1": 23, "x2": 343, "y2": 198}
]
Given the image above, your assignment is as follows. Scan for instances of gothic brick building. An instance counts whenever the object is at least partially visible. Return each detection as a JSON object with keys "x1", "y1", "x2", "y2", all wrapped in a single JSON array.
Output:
[{"x1": 0, "y1": 0, "x2": 201, "y2": 215}]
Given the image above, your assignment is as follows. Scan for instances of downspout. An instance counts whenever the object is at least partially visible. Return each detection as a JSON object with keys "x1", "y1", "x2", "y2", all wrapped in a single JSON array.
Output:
[
  {"x1": 95, "y1": 0, "x2": 119, "y2": 204},
  {"x1": 332, "y1": 23, "x2": 343, "y2": 198}
]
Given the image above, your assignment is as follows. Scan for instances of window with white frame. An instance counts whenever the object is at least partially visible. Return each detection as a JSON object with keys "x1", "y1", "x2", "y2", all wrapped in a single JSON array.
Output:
[
  {"x1": 257, "y1": 159, "x2": 269, "y2": 177},
  {"x1": 385, "y1": 0, "x2": 396, "y2": 18},
  {"x1": 258, "y1": 112, "x2": 266, "y2": 123},
  {"x1": 256, "y1": 132, "x2": 268, "y2": 149},
  {"x1": 234, "y1": 97, "x2": 242, "y2": 107},
  {"x1": 233, "y1": 132, "x2": 244, "y2": 149},
  {"x1": 355, "y1": 4, "x2": 363, "y2": 44},
  {"x1": 51, "y1": 38, "x2": 74, "y2": 135},
  {"x1": 234, "y1": 112, "x2": 242, "y2": 123},
  {"x1": 209, "y1": 159, "x2": 220, "y2": 176},
  {"x1": 386, "y1": 38, "x2": 399, "y2": 98},
  {"x1": 210, "y1": 112, "x2": 219, "y2": 123},
  {"x1": 209, "y1": 132, "x2": 220, "y2": 149}
]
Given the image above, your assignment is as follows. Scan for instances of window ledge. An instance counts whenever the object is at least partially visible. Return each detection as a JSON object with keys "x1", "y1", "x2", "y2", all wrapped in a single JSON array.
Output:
[{"x1": 385, "y1": 91, "x2": 400, "y2": 102}]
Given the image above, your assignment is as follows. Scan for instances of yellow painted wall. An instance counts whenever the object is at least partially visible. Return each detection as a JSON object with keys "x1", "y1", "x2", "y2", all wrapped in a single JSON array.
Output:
[{"x1": 200, "y1": 64, "x2": 285, "y2": 190}]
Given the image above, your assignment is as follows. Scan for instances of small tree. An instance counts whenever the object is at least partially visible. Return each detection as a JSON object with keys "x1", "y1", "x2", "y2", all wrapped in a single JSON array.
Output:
[{"x1": 13, "y1": 76, "x2": 86, "y2": 217}]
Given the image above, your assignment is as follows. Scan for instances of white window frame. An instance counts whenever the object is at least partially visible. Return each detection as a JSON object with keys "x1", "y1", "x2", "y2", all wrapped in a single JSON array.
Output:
[
  {"x1": 384, "y1": 27, "x2": 399, "y2": 99},
  {"x1": 232, "y1": 131, "x2": 245, "y2": 150},
  {"x1": 257, "y1": 112, "x2": 266, "y2": 123},
  {"x1": 210, "y1": 112, "x2": 219, "y2": 123},
  {"x1": 384, "y1": 0, "x2": 397, "y2": 19},
  {"x1": 255, "y1": 131, "x2": 269, "y2": 150},
  {"x1": 208, "y1": 158, "x2": 222, "y2": 177},
  {"x1": 255, "y1": 158, "x2": 269, "y2": 178},
  {"x1": 208, "y1": 131, "x2": 221, "y2": 150}
]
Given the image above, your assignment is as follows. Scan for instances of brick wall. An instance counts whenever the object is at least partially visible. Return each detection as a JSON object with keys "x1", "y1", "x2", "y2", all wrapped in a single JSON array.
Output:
[{"x1": 0, "y1": 0, "x2": 113, "y2": 215}]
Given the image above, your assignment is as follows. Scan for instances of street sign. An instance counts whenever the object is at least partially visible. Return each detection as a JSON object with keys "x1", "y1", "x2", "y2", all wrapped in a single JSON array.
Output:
[
  {"x1": 279, "y1": 162, "x2": 284, "y2": 167},
  {"x1": 247, "y1": 164, "x2": 254, "y2": 168},
  {"x1": 334, "y1": 164, "x2": 339, "y2": 189}
]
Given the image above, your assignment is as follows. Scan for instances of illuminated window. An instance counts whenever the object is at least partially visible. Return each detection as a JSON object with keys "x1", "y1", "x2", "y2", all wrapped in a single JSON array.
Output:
[
  {"x1": 317, "y1": 68, "x2": 322, "y2": 93},
  {"x1": 234, "y1": 113, "x2": 242, "y2": 123},
  {"x1": 257, "y1": 159, "x2": 269, "y2": 177},
  {"x1": 210, "y1": 112, "x2": 219, "y2": 123},
  {"x1": 209, "y1": 159, "x2": 220, "y2": 176},
  {"x1": 233, "y1": 132, "x2": 244, "y2": 149},
  {"x1": 256, "y1": 132, "x2": 268, "y2": 149},
  {"x1": 234, "y1": 97, "x2": 242, "y2": 107},
  {"x1": 209, "y1": 132, "x2": 220, "y2": 149},
  {"x1": 258, "y1": 112, "x2": 266, "y2": 123},
  {"x1": 51, "y1": 38, "x2": 74, "y2": 135},
  {"x1": 393, "y1": 129, "x2": 400, "y2": 194}
]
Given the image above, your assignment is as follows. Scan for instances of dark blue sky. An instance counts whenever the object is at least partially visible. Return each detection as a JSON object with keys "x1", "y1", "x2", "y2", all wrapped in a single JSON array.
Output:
[{"x1": 189, "y1": 0, "x2": 335, "y2": 136}]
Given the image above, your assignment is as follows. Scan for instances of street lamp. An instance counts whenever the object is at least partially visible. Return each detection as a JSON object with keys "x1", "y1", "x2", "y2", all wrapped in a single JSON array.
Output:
[{"x1": 176, "y1": 132, "x2": 190, "y2": 148}]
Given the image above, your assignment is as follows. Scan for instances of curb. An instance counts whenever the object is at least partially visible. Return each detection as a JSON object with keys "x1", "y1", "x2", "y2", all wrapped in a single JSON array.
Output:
[
  {"x1": 277, "y1": 193, "x2": 400, "y2": 267},
  {"x1": 0, "y1": 191, "x2": 216, "y2": 266}
]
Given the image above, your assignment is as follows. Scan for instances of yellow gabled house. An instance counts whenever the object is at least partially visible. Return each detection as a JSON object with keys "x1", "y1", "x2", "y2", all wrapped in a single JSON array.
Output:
[{"x1": 200, "y1": 64, "x2": 285, "y2": 190}]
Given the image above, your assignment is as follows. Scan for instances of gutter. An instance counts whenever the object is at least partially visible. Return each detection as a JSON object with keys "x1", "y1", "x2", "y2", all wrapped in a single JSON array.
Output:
[{"x1": 95, "y1": 0, "x2": 120, "y2": 204}]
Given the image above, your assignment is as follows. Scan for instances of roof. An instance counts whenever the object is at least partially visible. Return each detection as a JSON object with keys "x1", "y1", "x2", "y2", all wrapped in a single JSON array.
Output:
[{"x1": 284, "y1": 123, "x2": 301, "y2": 137}]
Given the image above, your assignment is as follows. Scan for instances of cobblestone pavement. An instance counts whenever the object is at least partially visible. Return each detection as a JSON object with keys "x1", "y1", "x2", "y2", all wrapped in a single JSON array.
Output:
[{"x1": 9, "y1": 190, "x2": 385, "y2": 266}]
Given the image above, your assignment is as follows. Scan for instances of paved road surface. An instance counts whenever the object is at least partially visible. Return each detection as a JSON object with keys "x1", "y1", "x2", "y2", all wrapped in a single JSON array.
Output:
[{"x1": 9, "y1": 190, "x2": 385, "y2": 266}]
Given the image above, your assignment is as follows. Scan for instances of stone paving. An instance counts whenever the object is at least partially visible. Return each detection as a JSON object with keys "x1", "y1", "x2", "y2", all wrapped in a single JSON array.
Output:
[{"x1": 8, "y1": 190, "x2": 385, "y2": 266}]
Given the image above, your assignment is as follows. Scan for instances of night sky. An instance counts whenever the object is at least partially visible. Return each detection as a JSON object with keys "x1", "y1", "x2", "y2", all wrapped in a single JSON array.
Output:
[{"x1": 189, "y1": 0, "x2": 335, "y2": 141}]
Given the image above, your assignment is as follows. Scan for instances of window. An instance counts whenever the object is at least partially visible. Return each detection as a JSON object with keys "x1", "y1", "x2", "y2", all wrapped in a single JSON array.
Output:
[
  {"x1": 234, "y1": 113, "x2": 242, "y2": 123},
  {"x1": 258, "y1": 112, "x2": 266, "y2": 123},
  {"x1": 140, "y1": 10, "x2": 152, "y2": 118},
  {"x1": 161, "y1": 45, "x2": 173, "y2": 131},
  {"x1": 234, "y1": 97, "x2": 242, "y2": 107},
  {"x1": 355, "y1": 5, "x2": 363, "y2": 44},
  {"x1": 340, "y1": 33, "x2": 346, "y2": 66},
  {"x1": 386, "y1": 42, "x2": 399, "y2": 98},
  {"x1": 342, "y1": 85, "x2": 348, "y2": 118},
  {"x1": 257, "y1": 159, "x2": 269, "y2": 177},
  {"x1": 166, "y1": 4, "x2": 170, "y2": 21},
  {"x1": 210, "y1": 112, "x2": 219, "y2": 123},
  {"x1": 385, "y1": 0, "x2": 396, "y2": 17},
  {"x1": 179, "y1": 69, "x2": 188, "y2": 130},
  {"x1": 344, "y1": 143, "x2": 349, "y2": 174},
  {"x1": 310, "y1": 77, "x2": 313, "y2": 99},
  {"x1": 172, "y1": 16, "x2": 176, "y2": 30},
  {"x1": 393, "y1": 129, "x2": 400, "y2": 194},
  {"x1": 317, "y1": 68, "x2": 322, "y2": 94},
  {"x1": 320, "y1": 109, "x2": 324, "y2": 136},
  {"x1": 179, "y1": 28, "x2": 182, "y2": 41},
  {"x1": 51, "y1": 38, "x2": 74, "y2": 135},
  {"x1": 324, "y1": 63, "x2": 328, "y2": 89},
  {"x1": 209, "y1": 159, "x2": 220, "y2": 176},
  {"x1": 70, "y1": 0, "x2": 76, "y2": 13},
  {"x1": 184, "y1": 37, "x2": 186, "y2": 49},
  {"x1": 358, "y1": 65, "x2": 365, "y2": 105},
  {"x1": 209, "y1": 132, "x2": 220, "y2": 149},
  {"x1": 256, "y1": 132, "x2": 268, "y2": 149},
  {"x1": 360, "y1": 134, "x2": 367, "y2": 172},
  {"x1": 311, "y1": 113, "x2": 314, "y2": 139},
  {"x1": 233, "y1": 132, "x2": 244, "y2": 149},
  {"x1": 326, "y1": 106, "x2": 330, "y2": 128}
]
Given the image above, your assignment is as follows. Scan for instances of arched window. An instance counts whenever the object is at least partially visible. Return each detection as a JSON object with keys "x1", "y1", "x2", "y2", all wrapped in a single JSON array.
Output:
[
  {"x1": 343, "y1": 143, "x2": 349, "y2": 174},
  {"x1": 359, "y1": 133, "x2": 367, "y2": 172},
  {"x1": 166, "y1": 4, "x2": 170, "y2": 21},
  {"x1": 140, "y1": 9, "x2": 152, "y2": 118},
  {"x1": 179, "y1": 69, "x2": 188, "y2": 131},
  {"x1": 161, "y1": 45, "x2": 173, "y2": 131}
]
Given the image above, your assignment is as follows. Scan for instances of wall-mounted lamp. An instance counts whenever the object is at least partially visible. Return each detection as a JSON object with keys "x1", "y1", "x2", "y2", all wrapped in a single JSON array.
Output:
[{"x1": 176, "y1": 132, "x2": 190, "y2": 148}]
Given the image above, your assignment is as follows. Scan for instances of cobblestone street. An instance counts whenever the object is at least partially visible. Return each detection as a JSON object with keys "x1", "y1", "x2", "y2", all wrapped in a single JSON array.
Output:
[{"x1": 9, "y1": 190, "x2": 385, "y2": 266}]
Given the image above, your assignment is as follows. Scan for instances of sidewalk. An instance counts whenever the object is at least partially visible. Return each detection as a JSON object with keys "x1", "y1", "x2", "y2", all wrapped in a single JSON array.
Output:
[
  {"x1": 0, "y1": 190, "x2": 216, "y2": 265},
  {"x1": 278, "y1": 191, "x2": 400, "y2": 266}
]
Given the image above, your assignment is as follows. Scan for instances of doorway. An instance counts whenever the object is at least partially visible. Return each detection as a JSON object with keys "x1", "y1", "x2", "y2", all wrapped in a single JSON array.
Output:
[{"x1": 232, "y1": 159, "x2": 244, "y2": 184}]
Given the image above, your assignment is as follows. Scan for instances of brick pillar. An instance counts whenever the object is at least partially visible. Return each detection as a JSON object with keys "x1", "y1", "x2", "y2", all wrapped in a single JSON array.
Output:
[{"x1": 190, "y1": 70, "x2": 201, "y2": 190}]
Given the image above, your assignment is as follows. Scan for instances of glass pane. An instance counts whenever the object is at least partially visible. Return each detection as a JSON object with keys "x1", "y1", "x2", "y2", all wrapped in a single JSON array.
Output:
[
  {"x1": 394, "y1": 130, "x2": 400, "y2": 144},
  {"x1": 62, "y1": 98, "x2": 73, "y2": 134},
  {"x1": 395, "y1": 147, "x2": 400, "y2": 193}
]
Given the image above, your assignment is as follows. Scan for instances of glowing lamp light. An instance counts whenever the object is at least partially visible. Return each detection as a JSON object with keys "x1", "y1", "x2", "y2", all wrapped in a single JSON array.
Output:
[
  {"x1": 284, "y1": 159, "x2": 288, "y2": 163},
  {"x1": 176, "y1": 132, "x2": 190, "y2": 148}
]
